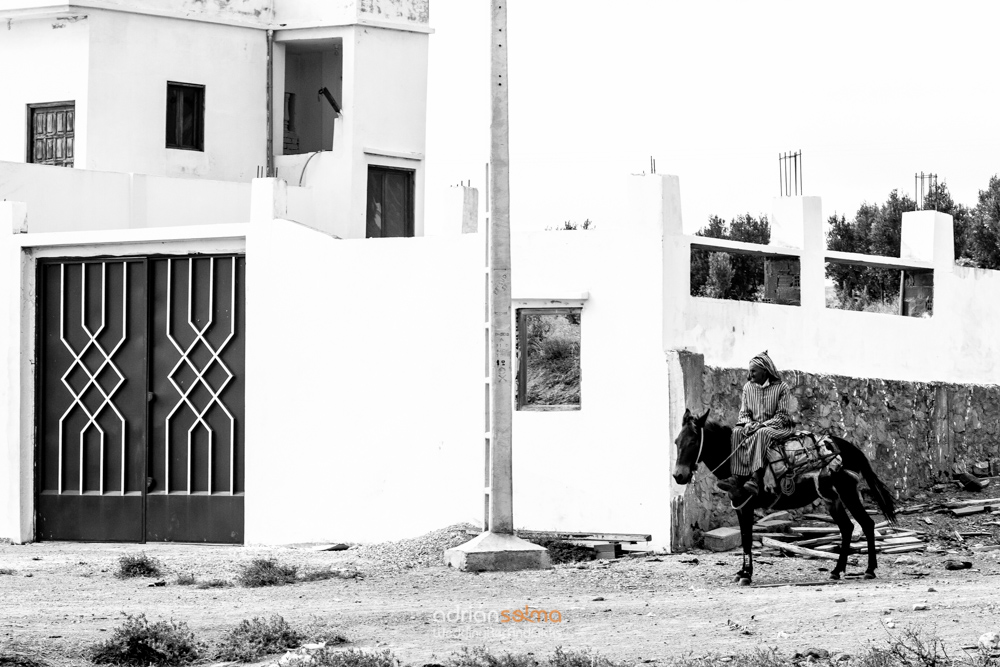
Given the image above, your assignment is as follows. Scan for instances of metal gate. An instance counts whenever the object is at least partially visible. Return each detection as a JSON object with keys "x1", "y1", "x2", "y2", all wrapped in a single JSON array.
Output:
[{"x1": 36, "y1": 255, "x2": 245, "y2": 543}]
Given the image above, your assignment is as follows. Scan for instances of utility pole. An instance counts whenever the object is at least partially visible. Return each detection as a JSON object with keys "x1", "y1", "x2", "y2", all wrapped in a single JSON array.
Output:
[
  {"x1": 444, "y1": 1, "x2": 550, "y2": 571},
  {"x1": 487, "y1": 0, "x2": 513, "y2": 535}
]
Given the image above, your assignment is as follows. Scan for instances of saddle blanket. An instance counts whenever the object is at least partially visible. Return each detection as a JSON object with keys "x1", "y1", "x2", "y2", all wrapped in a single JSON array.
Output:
[{"x1": 762, "y1": 431, "x2": 842, "y2": 495}]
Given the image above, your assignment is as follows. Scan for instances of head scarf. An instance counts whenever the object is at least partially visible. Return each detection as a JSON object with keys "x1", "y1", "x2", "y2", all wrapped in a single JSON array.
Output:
[{"x1": 748, "y1": 350, "x2": 781, "y2": 383}]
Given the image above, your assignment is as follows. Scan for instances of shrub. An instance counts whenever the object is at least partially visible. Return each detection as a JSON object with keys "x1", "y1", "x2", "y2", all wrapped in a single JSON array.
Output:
[
  {"x1": 446, "y1": 647, "x2": 539, "y2": 667},
  {"x1": 194, "y1": 578, "x2": 232, "y2": 589},
  {"x1": 114, "y1": 553, "x2": 162, "y2": 579},
  {"x1": 312, "y1": 649, "x2": 398, "y2": 667},
  {"x1": 549, "y1": 648, "x2": 628, "y2": 667},
  {"x1": 0, "y1": 656, "x2": 48, "y2": 667},
  {"x1": 0, "y1": 568, "x2": 15, "y2": 576},
  {"x1": 174, "y1": 573, "x2": 196, "y2": 586},
  {"x1": 216, "y1": 616, "x2": 305, "y2": 663},
  {"x1": 526, "y1": 538, "x2": 596, "y2": 564},
  {"x1": 89, "y1": 614, "x2": 202, "y2": 667},
  {"x1": 235, "y1": 558, "x2": 297, "y2": 587}
]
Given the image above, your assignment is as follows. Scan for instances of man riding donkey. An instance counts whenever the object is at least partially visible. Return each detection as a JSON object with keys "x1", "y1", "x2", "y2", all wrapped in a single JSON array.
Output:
[{"x1": 716, "y1": 350, "x2": 796, "y2": 505}]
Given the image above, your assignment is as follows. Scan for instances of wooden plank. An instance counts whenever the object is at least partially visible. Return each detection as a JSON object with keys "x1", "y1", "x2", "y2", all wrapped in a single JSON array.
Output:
[
  {"x1": 952, "y1": 506, "x2": 987, "y2": 517},
  {"x1": 515, "y1": 530, "x2": 652, "y2": 543},
  {"x1": 946, "y1": 497, "x2": 1000, "y2": 508},
  {"x1": 791, "y1": 526, "x2": 840, "y2": 534},
  {"x1": 801, "y1": 513, "x2": 836, "y2": 523},
  {"x1": 882, "y1": 544, "x2": 928, "y2": 554},
  {"x1": 761, "y1": 536, "x2": 844, "y2": 561},
  {"x1": 759, "y1": 510, "x2": 791, "y2": 522}
]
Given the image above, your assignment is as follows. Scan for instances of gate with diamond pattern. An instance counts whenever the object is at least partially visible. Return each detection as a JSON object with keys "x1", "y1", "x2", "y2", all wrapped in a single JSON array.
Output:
[{"x1": 36, "y1": 255, "x2": 246, "y2": 543}]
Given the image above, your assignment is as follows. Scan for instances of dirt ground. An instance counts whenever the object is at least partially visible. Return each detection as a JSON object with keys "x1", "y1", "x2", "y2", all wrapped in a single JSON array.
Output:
[{"x1": 2, "y1": 513, "x2": 1000, "y2": 666}]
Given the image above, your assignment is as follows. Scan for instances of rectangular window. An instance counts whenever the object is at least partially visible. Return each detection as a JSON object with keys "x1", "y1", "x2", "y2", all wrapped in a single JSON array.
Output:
[
  {"x1": 366, "y1": 166, "x2": 415, "y2": 238},
  {"x1": 166, "y1": 82, "x2": 204, "y2": 151},
  {"x1": 516, "y1": 308, "x2": 582, "y2": 411},
  {"x1": 27, "y1": 102, "x2": 75, "y2": 167}
]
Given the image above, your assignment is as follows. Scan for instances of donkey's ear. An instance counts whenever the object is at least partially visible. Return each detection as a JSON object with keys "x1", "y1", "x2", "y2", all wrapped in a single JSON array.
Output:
[
  {"x1": 681, "y1": 408, "x2": 692, "y2": 424},
  {"x1": 695, "y1": 408, "x2": 710, "y2": 427}
]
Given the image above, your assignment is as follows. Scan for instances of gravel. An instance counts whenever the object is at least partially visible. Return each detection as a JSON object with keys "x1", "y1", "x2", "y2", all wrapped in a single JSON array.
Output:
[{"x1": 351, "y1": 523, "x2": 480, "y2": 572}]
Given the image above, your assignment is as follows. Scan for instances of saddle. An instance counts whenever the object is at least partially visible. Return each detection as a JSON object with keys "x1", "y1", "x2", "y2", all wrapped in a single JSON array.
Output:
[{"x1": 762, "y1": 432, "x2": 842, "y2": 496}]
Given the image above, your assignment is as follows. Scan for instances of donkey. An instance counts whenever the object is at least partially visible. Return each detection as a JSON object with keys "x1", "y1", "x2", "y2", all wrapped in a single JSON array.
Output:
[{"x1": 672, "y1": 408, "x2": 897, "y2": 585}]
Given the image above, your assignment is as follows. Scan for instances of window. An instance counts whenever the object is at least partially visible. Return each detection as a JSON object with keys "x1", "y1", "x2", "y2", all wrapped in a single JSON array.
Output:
[
  {"x1": 27, "y1": 102, "x2": 75, "y2": 167},
  {"x1": 516, "y1": 308, "x2": 582, "y2": 410},
  {"x1": 166, "y1": 82, "x2": 204, "y2": 151},
  {"x1": 366, "y1": 166, "x2": 415, "y2": 238}
]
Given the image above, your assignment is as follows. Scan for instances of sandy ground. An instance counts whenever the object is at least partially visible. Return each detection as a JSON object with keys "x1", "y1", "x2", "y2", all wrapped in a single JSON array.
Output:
[{"x1": 2, "y1": 537, "x2": 1000, "y2": 666}]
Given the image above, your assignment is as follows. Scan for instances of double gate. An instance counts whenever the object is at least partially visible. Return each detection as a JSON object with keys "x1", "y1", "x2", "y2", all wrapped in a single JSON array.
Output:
[{"x1": 35, "y1": 255, "x2": 245, "y2": 543}]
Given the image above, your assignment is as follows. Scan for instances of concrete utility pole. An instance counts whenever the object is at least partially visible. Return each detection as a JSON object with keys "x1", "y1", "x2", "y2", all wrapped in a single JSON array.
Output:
[{"x1": 444, "y1": 1, "x2": 550, "y2": 572}]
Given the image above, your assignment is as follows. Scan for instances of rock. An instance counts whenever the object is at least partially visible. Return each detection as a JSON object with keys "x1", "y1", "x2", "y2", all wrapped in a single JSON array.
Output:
[
  {"x1": 147, "y1": 580, "x2": 166, "y2": 587},
  {"x1": 943, "y1": 560, "x2": 972, "y2": 570},
  {"x1": 835, "y1": 598, "x2": 846, "y2": 603},
  {"x1": 894, "y1": 555, "x2": 917, "y2": 565},
  {"x1": 591, "y1": 597, "x2": 605, "y2": 602},
  {"x1": 913, "y1": 603, "x2": 929, "y2": 611},
  {"x1": 979, "y1": 632, "x2": 1000, "y2": 650}
]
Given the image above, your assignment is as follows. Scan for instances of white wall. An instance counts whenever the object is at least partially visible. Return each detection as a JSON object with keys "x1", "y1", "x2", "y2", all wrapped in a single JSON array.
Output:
[
  {"x1": 274, "y1": 0, "x2": 430, "y2": 29},
  {"x1": 651, "y1": 178, "x2": 1000, "y2": 386},
  {"x1": 0, "y1": 0, "x2": 273, "y2": 26},
  {"x1": 0, "y1": 16, "x2": 90, "y2": 167},
  {"x1": 85, "y1": 10, "x2": 267, "y2": 181},
  {"x1": 243, "y1": 217, "x2": 672, "y2": 546},
  {"x1": 0, "y1": 161, "x2": 250, "y2": 232},
  {"x1": 244, "y1": 220, "x2": 485, "y2": 544},
  {"x1": 511, "y1": 230, "x2": 671, "y2": 547}
]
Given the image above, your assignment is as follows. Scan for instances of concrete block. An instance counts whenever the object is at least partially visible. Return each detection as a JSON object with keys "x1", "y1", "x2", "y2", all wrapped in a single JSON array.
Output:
[
  {"x1": 444, "y1": 531, "x2": 551, "y2": 572},
  {"x1": 703, "y1": 526, "x2": 742, "y2": 552}
]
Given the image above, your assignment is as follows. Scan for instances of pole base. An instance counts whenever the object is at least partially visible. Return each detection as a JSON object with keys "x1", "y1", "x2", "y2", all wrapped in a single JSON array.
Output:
[{"x1": 444, "y1": 531, "x2": 552, "y2": 572}]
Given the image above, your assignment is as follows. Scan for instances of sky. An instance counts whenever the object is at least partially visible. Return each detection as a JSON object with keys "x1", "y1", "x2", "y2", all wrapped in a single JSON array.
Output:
[{"x1": 422, "y1": 0, "x2": 1000, "y2": 235}]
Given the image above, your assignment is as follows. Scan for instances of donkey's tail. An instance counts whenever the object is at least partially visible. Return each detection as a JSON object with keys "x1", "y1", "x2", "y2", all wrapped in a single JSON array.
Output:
[{"x1": 855, "y1": 447, "x2": 897, "y2": 525}]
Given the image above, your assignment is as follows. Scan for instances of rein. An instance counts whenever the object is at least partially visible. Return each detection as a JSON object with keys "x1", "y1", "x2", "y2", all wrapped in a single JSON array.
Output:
[{"x1": 691, "y1": 424, "x2": 744, "y2": 479}]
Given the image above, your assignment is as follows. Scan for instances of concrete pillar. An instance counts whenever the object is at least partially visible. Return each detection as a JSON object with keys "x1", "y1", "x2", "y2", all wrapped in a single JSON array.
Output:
[
  {"x1": 770, "y1": 196, "x2": 824, "y2": 311},
  {"x1": 3, "y1": 202, "x2": 27, "y2": 235},
  {"x1": 461, "y1": 186, "x2": 479, "y2": 234},
  {"x1": 901, "y1": 210, "x2": 955, "y2": 270},
  {"x1": 0, "y1": 201, "x2": 30, "y2": 543},
  {"x1": 666, "y1": 350, "x2": 705, "y2": 552},
  {"x1": 250, "y1": 178, "x2": 287, "y2": 223},
  {"x1": 628, "y1": 173, "x2": 681, "y2": 235}
]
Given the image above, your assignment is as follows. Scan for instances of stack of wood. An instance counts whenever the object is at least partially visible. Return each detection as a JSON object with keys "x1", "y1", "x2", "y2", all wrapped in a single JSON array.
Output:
[{"x1": 750, "y1": 510, "x2": 925, "y2": 561}]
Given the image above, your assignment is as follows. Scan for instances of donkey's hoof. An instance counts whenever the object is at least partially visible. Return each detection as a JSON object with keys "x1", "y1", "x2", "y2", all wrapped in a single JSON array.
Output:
[
  {"x1": 738, "y1": 577, "x2": 752, "y2": 587},
  {"x1": 864, "y1": 571, "x2": 877, "y2": 580},
  {"x1": 829, "y1": 572, "x2": 842, "y2": 580}
]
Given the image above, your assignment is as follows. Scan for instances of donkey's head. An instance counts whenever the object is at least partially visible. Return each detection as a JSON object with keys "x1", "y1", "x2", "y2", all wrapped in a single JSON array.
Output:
[{"x1": 672, "y1": 407, "x2": 710, "y2": 485}]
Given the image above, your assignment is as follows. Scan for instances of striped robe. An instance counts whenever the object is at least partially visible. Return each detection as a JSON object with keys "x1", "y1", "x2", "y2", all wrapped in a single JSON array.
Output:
[{"x1": 730, "y1": 380, "x2": 795, "y2": 477}]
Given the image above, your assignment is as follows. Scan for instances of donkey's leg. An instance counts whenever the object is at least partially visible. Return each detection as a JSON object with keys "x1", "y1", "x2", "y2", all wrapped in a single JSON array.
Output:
[
  {"x1": 827, "y1": 498, "x2": 853, "y2": 580},
  {"x1": 735, "y1": 506, "x2": 755, "y2": 585},
  {"x1": 836, "y1": 476, "x2": 879, "y2": 578}
]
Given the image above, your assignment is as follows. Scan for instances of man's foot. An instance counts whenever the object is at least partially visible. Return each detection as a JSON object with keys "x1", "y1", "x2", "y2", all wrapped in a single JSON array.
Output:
[
  {"x1": 716, "y1": 476, "x2": 746, "y2": 493},
  {"x1": 728, "y1": 479, "x2": 760, "y2": 505}
]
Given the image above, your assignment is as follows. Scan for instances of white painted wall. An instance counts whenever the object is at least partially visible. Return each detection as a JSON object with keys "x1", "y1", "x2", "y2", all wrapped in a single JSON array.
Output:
[
  {"x1": 0, "y1": 0, "x2": 273, "y2": 26},
  {"x1": 649, "y1": 175, "x2": 1000, "y2": 386},
  {"x1": 243, "y1": 217, "x2": 670, "y2": 546},
  {"x1": 274, "y1": 0, "x2": 430, "y2": 29},
  {"x1": 0, "y1": 161, "x2": 250, "y2": 232},
  {"x1": 0, "y1": 15, "x2": 90, "y2": 167},
  {"x1": 510, "y1": 230, "x2": 671, "y2": 547},
  {"x1": 85, "y1": 10, "x2": 267, "y2": 180},
  {"x1": 244, "y1": 219, "x2": 485, "y2": 544}
]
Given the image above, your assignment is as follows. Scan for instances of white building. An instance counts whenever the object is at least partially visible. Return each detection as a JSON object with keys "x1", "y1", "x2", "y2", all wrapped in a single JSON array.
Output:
[{"x1": 4, "y1": 0, "x2": 997, "y2": 554}]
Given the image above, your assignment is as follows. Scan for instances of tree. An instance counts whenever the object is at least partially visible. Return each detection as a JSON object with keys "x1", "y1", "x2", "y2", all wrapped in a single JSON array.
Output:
[
  {"x1": 702, "y1": 252, "x2": 734, "y2": 299},
  {"x1": 970, "y1": 175, "x2": 1000, "y2": 269},
  {"x1": 922, "y1": 182, "x2": 974, "y2": 263},
  {"x1": 691, "y1": 213, "x2": 771, "y2": 300}
]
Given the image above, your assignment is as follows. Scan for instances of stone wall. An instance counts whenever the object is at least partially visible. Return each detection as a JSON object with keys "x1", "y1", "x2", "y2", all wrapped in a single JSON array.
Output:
[
  {"x1": 707, "y1": 366, "x2": 1000, "y2": 492},
  {"x1": 679, "y1": 366, "x2": 1000, "y2": 544}
]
